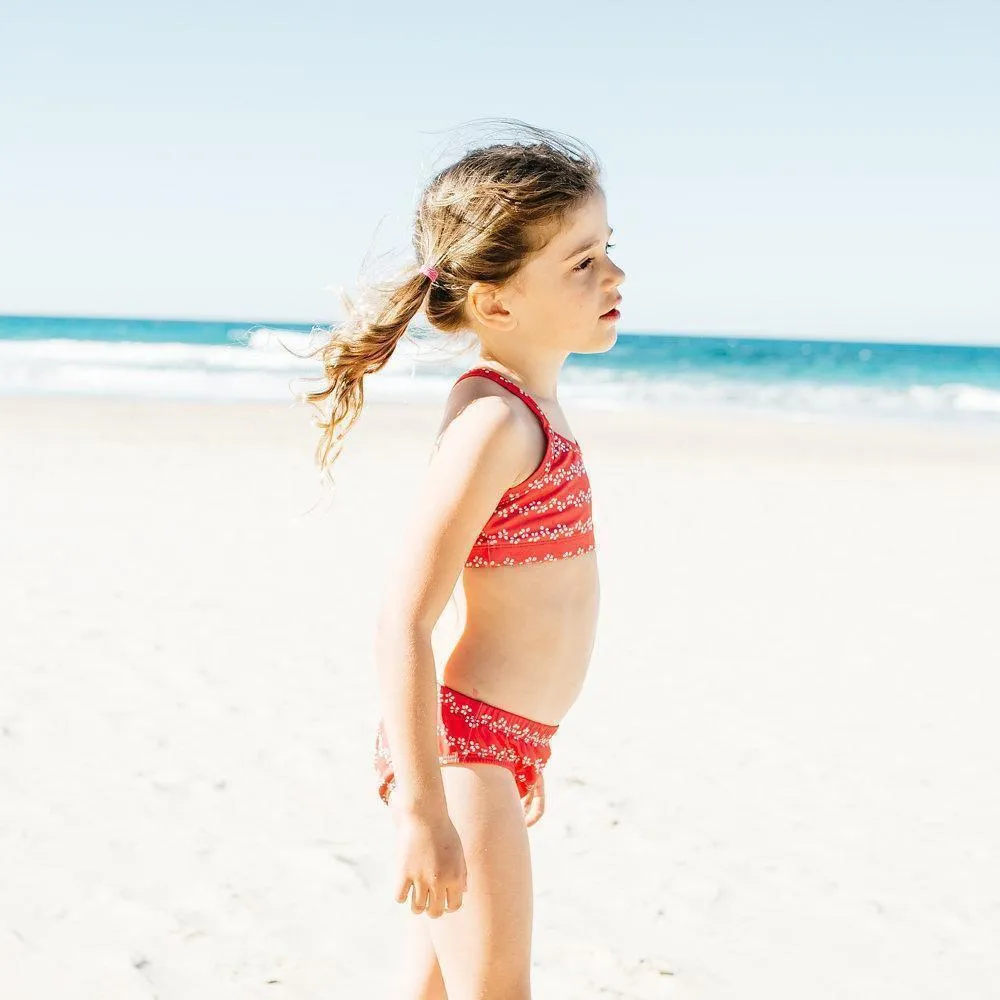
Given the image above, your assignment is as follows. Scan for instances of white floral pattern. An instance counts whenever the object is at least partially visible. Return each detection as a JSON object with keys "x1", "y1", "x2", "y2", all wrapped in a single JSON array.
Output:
[
  {"x1": 456, "y1": 368, "x2": 597, "y2": 568},
  {"x1": 374, "y1": 684, "x2": 559, "y2": 805}
]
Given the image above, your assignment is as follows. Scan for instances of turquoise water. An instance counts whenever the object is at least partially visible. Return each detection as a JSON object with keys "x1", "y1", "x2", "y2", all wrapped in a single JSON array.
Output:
[{"x1": 2, "y1": 313, "x2": 1000, "y2": 426}]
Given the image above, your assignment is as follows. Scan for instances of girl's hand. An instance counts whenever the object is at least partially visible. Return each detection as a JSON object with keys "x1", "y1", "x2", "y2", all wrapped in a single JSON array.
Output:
[
  {"x1": 521, "y1": 771, "x2": 546, "y2": 828},
  {"x1": 394, "y1": 810, "x2": 468, "y2": 918}
]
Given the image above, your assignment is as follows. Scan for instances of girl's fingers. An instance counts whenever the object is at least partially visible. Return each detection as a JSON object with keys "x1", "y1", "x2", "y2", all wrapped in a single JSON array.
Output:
[
  {"x1": 409, "y1": 882, "x2": 430, "y2": 915},
  {"x1": 425, "y1": 886, "x2": 446, "y2": 919},
  {"x1": 395, "y1": 878, "x2": 413, "y2": 904},
  {"x1": 524, "y1": 778, "x2": 546, "y2": 827},
  {"x1": 397, "y1": 877, "x2": 464, "y2": 917},
  {"x1": 521, "y1": 782, "x2": 535, "y2": 821}
]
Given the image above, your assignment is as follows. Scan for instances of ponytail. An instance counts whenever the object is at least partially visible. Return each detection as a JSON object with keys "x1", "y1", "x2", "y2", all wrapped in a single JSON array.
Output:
[{"x1": 300, "y1": 266, "x2": 434, "y2": 482}]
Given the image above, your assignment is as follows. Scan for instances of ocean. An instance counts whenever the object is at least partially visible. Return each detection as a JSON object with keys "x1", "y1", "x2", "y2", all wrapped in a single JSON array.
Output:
[{"x1": 2, "y1": 313, "x2": 1000, "y2": 429}]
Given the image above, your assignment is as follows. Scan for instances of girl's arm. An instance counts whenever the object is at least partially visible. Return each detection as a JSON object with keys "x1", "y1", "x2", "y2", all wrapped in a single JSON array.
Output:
[{"x1": 375, "y1": 391, "x2": 537, "y2": 819}]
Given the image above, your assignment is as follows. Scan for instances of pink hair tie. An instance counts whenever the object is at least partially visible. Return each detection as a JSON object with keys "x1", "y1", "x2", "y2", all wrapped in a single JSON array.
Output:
[{"x1": 419, "y1": 264, "x2": 439, "y2": 284}]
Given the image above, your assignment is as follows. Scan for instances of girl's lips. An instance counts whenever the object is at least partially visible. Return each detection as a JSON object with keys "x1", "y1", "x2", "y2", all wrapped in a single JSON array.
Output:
[{"x1": 599, "y1": 308, "x2": 620, "y2": 321}]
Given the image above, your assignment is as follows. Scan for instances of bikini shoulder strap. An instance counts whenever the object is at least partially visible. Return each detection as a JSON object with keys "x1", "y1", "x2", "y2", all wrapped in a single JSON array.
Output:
[{"x1": 454, "y1": 367, "x2": 551, "y2": 431}]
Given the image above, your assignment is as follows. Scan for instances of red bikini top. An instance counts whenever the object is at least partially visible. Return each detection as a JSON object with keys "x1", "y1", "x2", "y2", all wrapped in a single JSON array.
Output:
[{"x1": 455, "y1": 367, "x2": 596, "y2": 568}]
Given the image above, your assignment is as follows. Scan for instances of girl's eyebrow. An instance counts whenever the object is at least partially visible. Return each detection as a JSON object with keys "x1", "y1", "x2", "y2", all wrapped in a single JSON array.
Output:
[{"x1": 562, "y1": 226, "x2": 614, "y2": 262}]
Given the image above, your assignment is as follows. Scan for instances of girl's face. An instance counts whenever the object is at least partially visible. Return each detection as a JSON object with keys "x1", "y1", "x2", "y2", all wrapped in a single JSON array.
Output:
[{"x1": 506, "y1": 187, "x2": 625, "y2": 355}]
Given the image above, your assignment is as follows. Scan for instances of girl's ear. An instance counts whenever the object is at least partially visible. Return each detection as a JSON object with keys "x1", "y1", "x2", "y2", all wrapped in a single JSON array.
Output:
[{"x1": 466, "y1": 281, "x2": 517, "y2": 333}]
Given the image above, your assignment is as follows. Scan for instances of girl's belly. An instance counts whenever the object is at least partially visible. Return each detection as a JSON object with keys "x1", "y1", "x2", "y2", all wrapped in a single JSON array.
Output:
[{"x1": 432, "y1": 553, "x2": 600, "y2": 726}]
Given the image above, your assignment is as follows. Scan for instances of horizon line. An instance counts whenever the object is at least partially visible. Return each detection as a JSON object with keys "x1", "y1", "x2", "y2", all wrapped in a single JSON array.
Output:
[{"x1": 1, "y1": 311, "x2": 998, "y2": 352}]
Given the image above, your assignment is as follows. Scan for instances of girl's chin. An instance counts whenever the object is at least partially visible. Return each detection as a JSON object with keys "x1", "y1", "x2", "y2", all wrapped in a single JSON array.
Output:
[{"x1": 574, "y1": 327, "x2": 617, "y2": 354}]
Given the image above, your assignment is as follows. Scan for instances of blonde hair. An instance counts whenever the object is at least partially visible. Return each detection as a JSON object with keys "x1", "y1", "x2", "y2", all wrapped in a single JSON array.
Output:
[{"x1": 298, "y1": 119, "x2": 602, "y2": 482}]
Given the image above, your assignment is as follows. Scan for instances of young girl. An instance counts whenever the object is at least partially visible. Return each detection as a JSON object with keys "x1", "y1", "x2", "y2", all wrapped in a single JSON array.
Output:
[{"x1": 304, "y1": 122, "x2": 624, "y2": 999}]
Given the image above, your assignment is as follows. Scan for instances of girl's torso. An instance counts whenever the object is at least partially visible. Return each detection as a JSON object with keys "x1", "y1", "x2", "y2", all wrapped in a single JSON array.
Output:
[{"x1": 430, "y1": 366, "x2": 601, "y2": 726}]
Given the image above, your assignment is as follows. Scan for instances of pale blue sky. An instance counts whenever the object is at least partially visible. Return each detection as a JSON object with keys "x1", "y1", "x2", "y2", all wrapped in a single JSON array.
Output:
[{"x1": 1, "y1": 0, "x2": 997, "y2": 342}]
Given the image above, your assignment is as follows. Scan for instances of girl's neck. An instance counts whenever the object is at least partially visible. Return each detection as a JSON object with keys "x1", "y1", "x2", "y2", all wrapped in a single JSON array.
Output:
[{"x1": 474, "y1": 353, "x2": 565, "y2": 402}]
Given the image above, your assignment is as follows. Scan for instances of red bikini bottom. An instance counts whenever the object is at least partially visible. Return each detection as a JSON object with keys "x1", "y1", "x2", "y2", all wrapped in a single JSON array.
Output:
[{"x1": 374, "y1": 684, "x2": 559, "y2": 806}]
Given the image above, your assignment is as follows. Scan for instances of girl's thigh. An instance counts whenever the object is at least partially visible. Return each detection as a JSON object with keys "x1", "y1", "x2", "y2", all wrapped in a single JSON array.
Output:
[{"x1": 429, "y1": 762, "x2": 533, "y2": 1000}]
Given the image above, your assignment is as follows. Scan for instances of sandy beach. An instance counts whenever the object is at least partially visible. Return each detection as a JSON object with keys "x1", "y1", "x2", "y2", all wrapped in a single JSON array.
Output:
[{"x1": 2, "y1": 393, "x2": 999, "y2": 999}]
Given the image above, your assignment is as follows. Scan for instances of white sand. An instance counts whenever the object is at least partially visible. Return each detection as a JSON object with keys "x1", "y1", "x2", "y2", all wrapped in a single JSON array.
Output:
[{"x1": 2, "y1": 394, "x2": 999, "y2": 999}]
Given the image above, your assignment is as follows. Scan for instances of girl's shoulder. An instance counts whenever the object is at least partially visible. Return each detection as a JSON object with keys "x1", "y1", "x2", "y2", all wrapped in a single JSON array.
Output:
[
  {"x1": 451, "y1": 367, "x2": 550, "y2": 430},
  {"x1": 431, "y1": 369, "x2": 549, "y2": 491}
]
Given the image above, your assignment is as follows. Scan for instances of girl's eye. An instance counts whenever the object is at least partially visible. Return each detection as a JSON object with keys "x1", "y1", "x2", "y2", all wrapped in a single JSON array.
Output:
[{"x1": 573, "y1": 243, "x2": 617, "y2": 272}]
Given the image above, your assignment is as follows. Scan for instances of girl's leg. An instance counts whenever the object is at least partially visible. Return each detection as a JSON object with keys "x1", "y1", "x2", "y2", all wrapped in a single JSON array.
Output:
[
  {"x1": 394, "y1": 916, "x2": 448, "y2": 1000},
  {"x1": 428, "y1": 763, "x2": 534, "y2": 1000}
]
